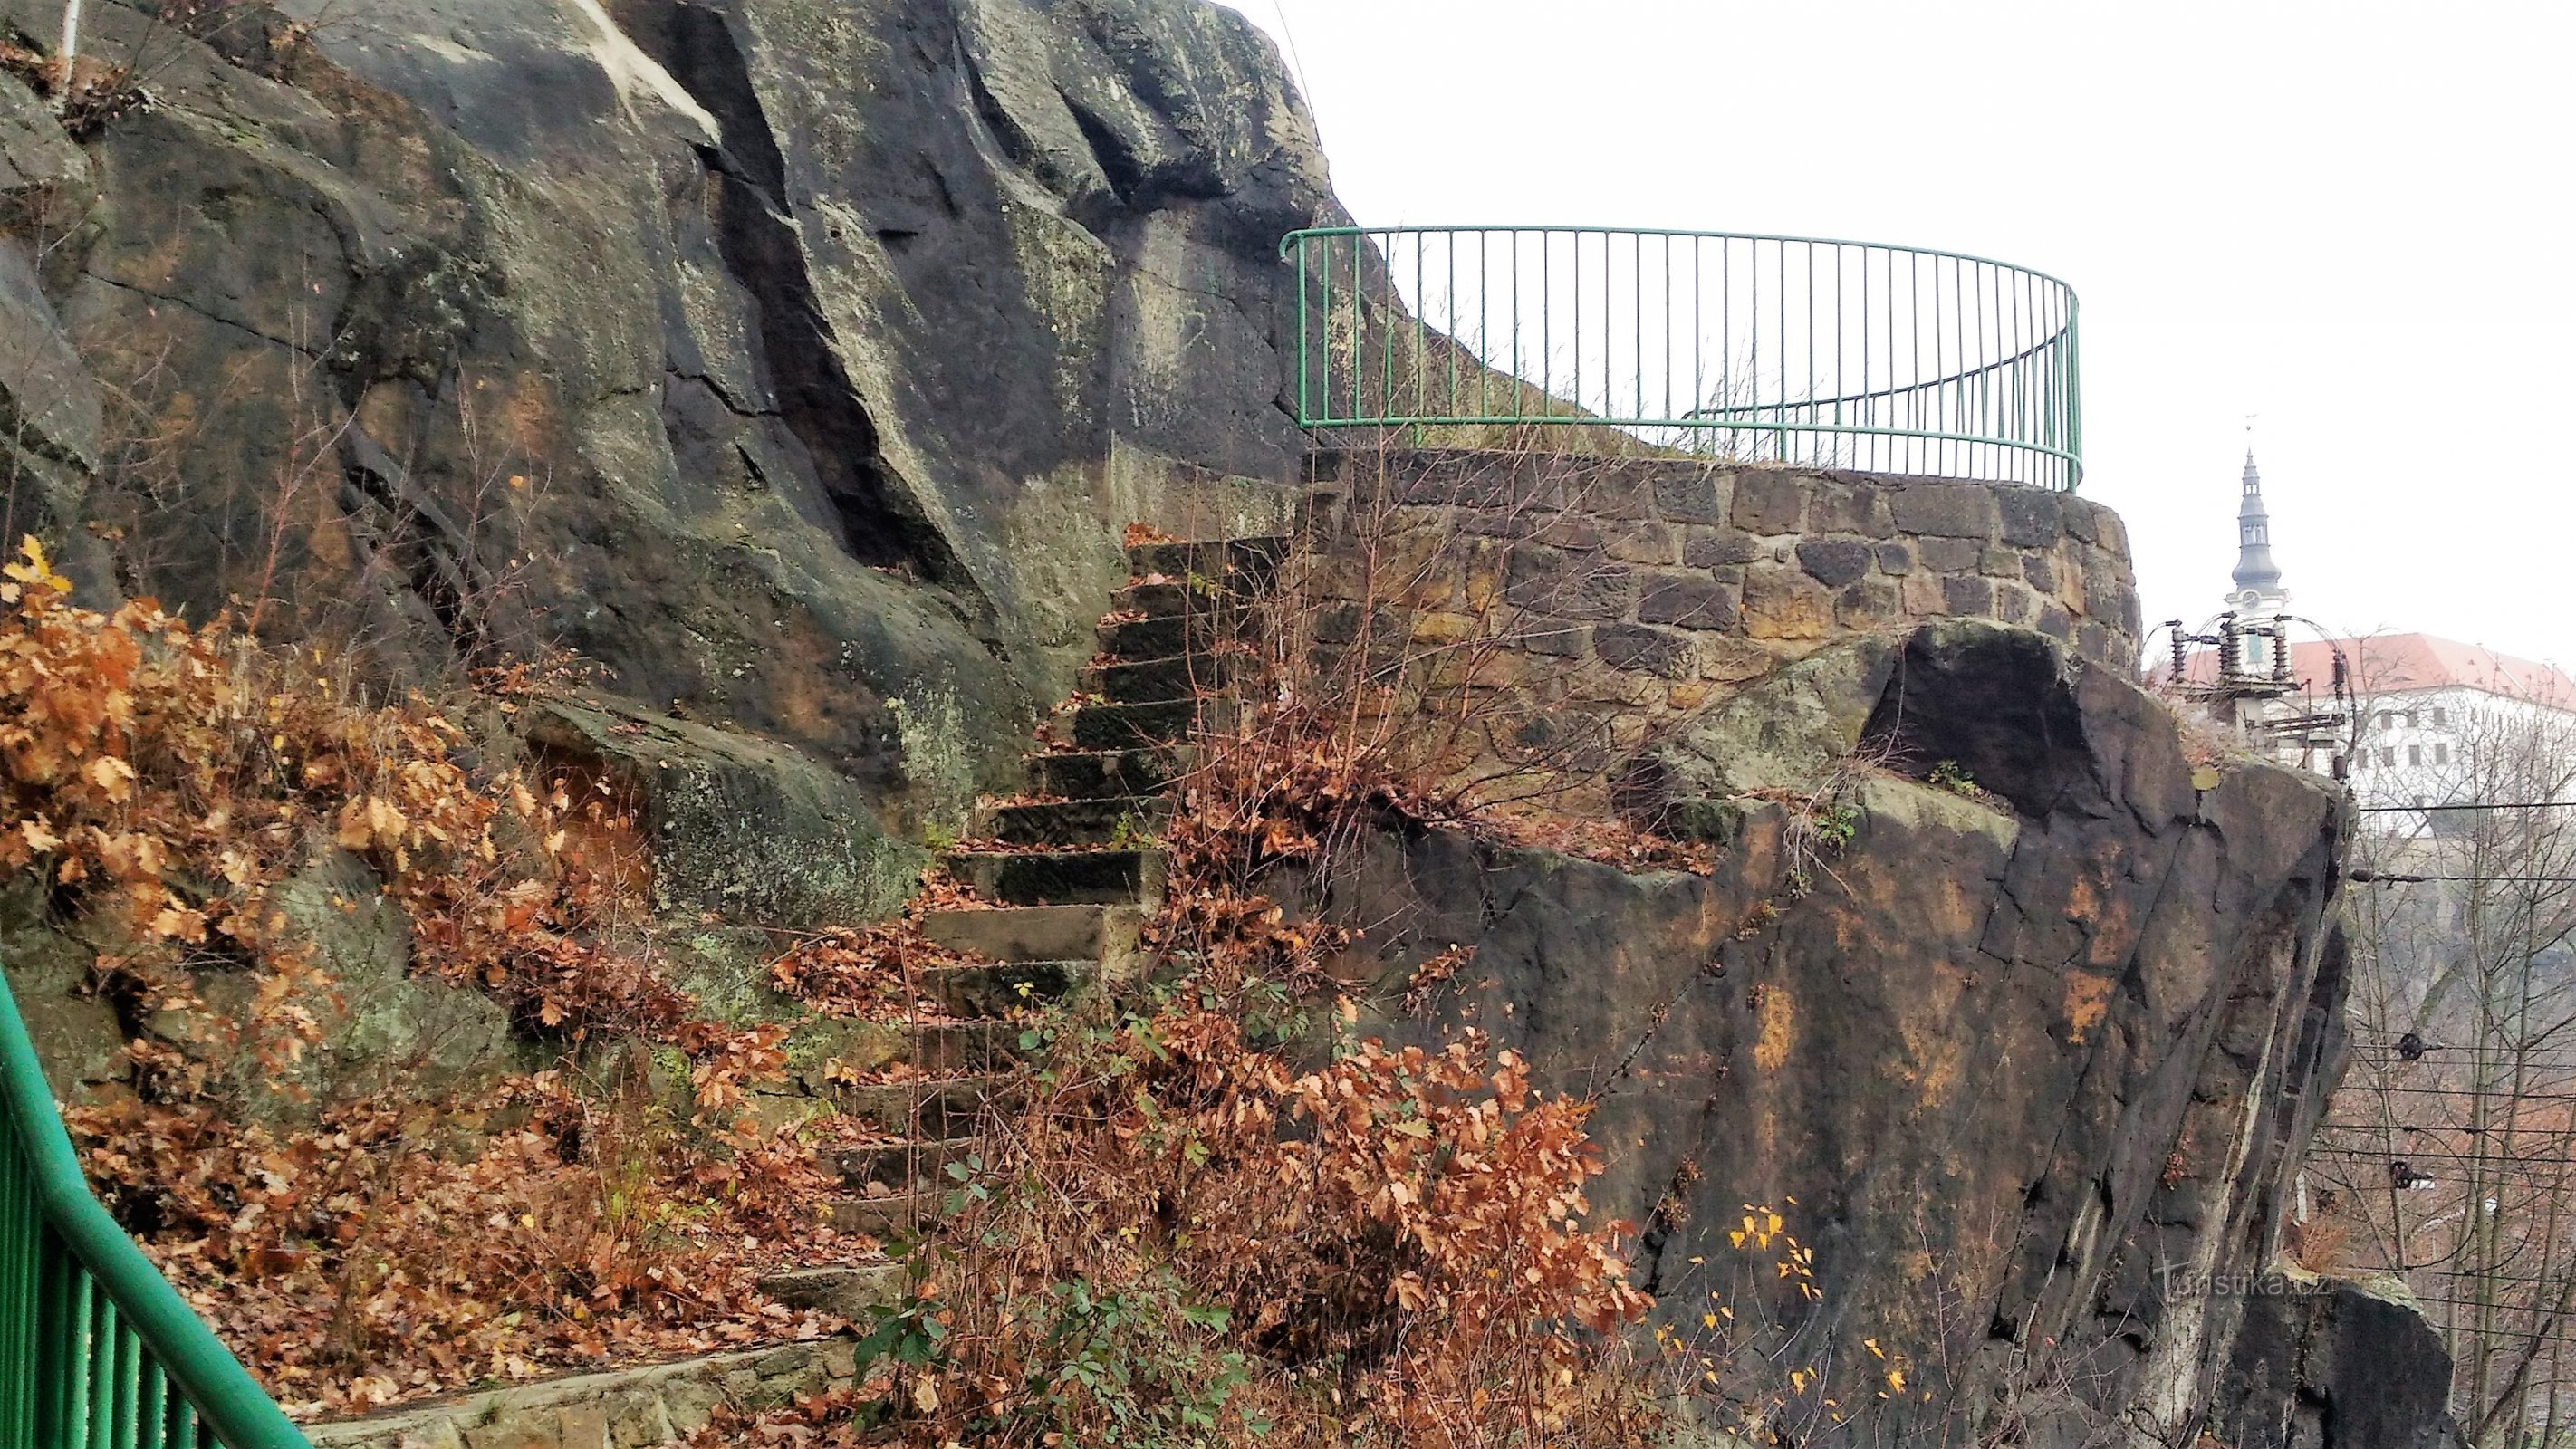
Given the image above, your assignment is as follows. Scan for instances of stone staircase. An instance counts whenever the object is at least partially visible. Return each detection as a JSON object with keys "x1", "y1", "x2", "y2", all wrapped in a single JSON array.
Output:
[{"x1": 758, "y1": 533, "x2": 1278, "y2": 1317}]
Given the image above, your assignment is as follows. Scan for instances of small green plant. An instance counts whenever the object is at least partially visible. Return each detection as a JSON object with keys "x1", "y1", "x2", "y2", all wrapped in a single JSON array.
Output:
[
  {"x1": 1813, "y1": 801, "x2": 1860, "y2": 850},
  {"x1": 1927, "y1": 759, "x2": 1976, "y2": 796},
  {"x1": 1031, "y1": 1271, "x2": 1259, "y2": 1446},
  {"x1": 1109, "y1": 811, "x2": 1161, "y2": 849}
]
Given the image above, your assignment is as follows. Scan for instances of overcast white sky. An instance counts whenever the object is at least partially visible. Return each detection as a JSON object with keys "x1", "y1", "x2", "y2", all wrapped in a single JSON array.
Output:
[{"x1": 1231, "y1": 0, "x2": 2576, "y2": 667}]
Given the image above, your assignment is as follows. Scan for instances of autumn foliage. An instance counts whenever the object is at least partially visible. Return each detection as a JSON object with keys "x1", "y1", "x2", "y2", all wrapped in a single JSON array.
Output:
[{"x1": 1, "y1": 538, "x2": 859, "y2": 1411}]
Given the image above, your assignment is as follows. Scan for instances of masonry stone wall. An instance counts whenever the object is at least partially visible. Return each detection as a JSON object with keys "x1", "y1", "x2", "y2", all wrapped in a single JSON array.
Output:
[
  {"x1": 1306, "y1": 450, "x2": 2141, "y2": 775},
  {"x1": 305, "y1": 1339, "x2": 857, "y2": 1449}
]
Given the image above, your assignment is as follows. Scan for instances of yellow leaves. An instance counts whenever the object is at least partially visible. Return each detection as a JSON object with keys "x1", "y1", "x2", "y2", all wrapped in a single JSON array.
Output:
[
  {"x1": 3, "y1": 534, "x2": 68, "y2": 597},
  {"x1": 84, "y1": 753, "x2": 138, "y2": 800}
]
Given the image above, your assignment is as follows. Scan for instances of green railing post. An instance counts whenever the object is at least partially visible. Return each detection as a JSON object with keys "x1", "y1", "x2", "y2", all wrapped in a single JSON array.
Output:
[{"x1": 0, "y1": 968, "x2": 312, "y2": 1448}]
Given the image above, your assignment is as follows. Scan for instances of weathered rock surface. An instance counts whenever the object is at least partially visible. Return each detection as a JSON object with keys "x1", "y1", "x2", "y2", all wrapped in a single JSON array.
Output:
[
  {"x1": 1323, "y1": 621, "x2": 2449, "y2": 1444},
  {"x1": 0, "y1": 0, "x2": 1323, "y2": 821}
]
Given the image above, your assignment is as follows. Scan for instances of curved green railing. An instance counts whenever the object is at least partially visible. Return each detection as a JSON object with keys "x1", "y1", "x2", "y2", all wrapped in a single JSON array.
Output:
[
  {"x1": 0, "y1": 969, "x2": 312, "y2": 1447},
  {"x1": 1282, "y1": 225, "x2": 2084, "y2": 491}
]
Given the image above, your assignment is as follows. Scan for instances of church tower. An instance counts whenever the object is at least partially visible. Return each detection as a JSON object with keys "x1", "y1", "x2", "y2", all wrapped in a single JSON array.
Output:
[{"x1": 2225, "y1": 452, "x2": 2291, "y2": 671}]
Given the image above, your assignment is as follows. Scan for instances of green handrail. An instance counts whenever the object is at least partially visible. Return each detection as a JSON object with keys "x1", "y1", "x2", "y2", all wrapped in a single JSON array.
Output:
[
  {"x1": 0, "y1": 968, "x2": 312, "y2": 1448},
  {"x1": 1280, "y1": 225, "x2": 2084, "y2": 491}
]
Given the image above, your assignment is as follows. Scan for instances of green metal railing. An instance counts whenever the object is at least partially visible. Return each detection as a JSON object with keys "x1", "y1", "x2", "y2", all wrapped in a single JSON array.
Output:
[
  {"x1": 0, "y1": 969, "x2": 312, "y2": 1448},
  {"x1": 1282, "y1": 226, "x2": 2083, "y2": 490}
]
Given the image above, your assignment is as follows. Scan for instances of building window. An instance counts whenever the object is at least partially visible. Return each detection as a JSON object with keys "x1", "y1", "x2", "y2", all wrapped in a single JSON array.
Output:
[
  {"x1": 2435, "y1": 744, "x2": 2450, "y2": 764},
  {"x1": 2403, "y1": 711, "x2": 2419, "y2": 729},
  {"x1": 2408, "y1": 744, "x2": 2423, "y2": 766},
  {"x1": 2381, "y1": 747, "x2": 2398, "y2": 767},
  {"x1": 2432, "y1": 707, "x2": 2448, "y2": 726},
  {"x1": 2375, "y1": 710, "x2": 2391, "y2": 727}
]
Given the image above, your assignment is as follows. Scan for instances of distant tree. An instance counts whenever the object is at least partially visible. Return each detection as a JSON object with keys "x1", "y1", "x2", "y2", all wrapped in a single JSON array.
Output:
[{"x1": 2314, "y1": 686, "x2": 2576, "y2": 1446}]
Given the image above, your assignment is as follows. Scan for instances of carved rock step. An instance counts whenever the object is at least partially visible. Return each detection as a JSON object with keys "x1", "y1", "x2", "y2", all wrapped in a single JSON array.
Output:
[
  {"x1": 824, "y1": 1137, "x2": 980, "y2": 1189},
  {"x1": 940, "y1": 848, "x2": 1165, "y2": 907},
  {"x1": 918, "y1": 902, "x2": 1143, "y2": 966},
  {"x1": 1069, "y1": 699, "x2": 1233, "y2": 751},
  {"x1": 920, "y1": 958, "x2": 1097, "y2": 1016},
  {"x1": 1126, "y1": 538, "x2": 1286, "y2": 587},
  {"x1": 1097, "y1": 612, "x2": 1249, "y2": 660},
  {"x1": 828, "y1": 1189, "x2": 950, "y2": 1239},
  {"x1": 1081, "y1": 651, "x2": 1253, "y2": 705},
  {"x1": 1032, "y1": 747, "x2": 1186, "y2": 801},
  {"x1": 843, "y1": 1019, "x2": 1029, "y2": 1075},
  {"x1": 976, "y1": 794, "x2": 1168, "y2": 848},
  {"x1": 833, "y1": 1074, "x2": 1018, "y2": 1136},
  {"x1": 755, "y1": 1262, "x2": 904, "y2": 1317}
]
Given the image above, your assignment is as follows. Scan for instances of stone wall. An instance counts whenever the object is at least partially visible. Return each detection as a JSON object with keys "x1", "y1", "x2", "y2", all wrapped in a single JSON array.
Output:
[
  {"x1": 1304, "y1": 448, "x2": 2143, "y2": 789},
  {"x1": 306, "y1": 1339, "x2": 858, "y2": 1449}
]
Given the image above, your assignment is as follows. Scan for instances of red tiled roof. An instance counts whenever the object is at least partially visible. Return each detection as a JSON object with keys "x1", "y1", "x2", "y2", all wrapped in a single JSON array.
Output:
[{"x1": 2178, "y1": 633, "x2": 2576, "y2": 706}]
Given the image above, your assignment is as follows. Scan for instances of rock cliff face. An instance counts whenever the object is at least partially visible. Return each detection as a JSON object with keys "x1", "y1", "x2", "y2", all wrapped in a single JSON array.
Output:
[
  {"x1": 0, "y1": 0, "x2": 2457, "y2": 1440},
  {"x1": 0, "y1": 0, "x2": 1327, "y2": 825},
  {"x1": 1325, "y1": 622, "x2": 2452, "y2": 1444}
]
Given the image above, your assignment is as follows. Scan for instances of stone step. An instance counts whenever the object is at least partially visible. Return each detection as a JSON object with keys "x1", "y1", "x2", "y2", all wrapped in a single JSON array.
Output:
[
  {"x1": 1032, "y1": 747, "x2": 1187, "y2": 801},
  {"x1": 833, "y1": 1074, "x2": 1015, "y2": 1136},
  {"x1": 1099, "y1": 613, "x2": 1245, "y2": 660},
  {"x1": 920, "y1": 959, "x2": 1097, "y2": 1016},
  {"x1": 918, "y1": 902, "x2": 1142, "y2": 965},
  {"x1": 827, "y1": 1190, "x2": 949, "y2": 1240},
  {"x1": 755, "y1": 1262, "x2": 904, "y2": 1317},
  {"x1": 1068, "y1": 699, "x2": 1201, "y2": 750},
  {"x1": 1114, "y1": 580, "x2": 1205, "y2": 618},
  {"x1": 976, "y1": 795, "x2": 1168, "y2": 847},
  {"x1": 1081, "y1": 651, "x2": 1253, "y2": 705},
  {"x1": 1126, "y1": 537, "x2": 1286, "y2": 587},
  {"x1": 835, "y1": 1019, "x2": 1025, "y2": 1075},
  {"x1": 824, "y1": 1137, "x2": 981, "y2": 1190},
  {"x1": 941, "y1": 848, "x2": 1165, "y2": 906}
]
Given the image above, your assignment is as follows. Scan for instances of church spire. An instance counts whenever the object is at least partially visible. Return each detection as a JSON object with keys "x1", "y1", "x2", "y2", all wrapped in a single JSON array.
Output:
[{"x1": 2232, "y1": 450, "x2": 2283, "y2": 594}]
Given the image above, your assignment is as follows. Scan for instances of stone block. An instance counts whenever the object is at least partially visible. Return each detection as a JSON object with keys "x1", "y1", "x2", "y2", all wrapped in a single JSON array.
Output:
[
  {"x1": 1650, "y1": 465, "x2": 1728, "y2": 523},
  {"x1": 1836, "y1": 579, "x2": 1903, "y2": 629},
  {"x1": 1668, "y1": 680, "x2": 1716, "y2": 710},
  {"x1": 1900, "y1": 571, "x2": 1947, "y2": 617},
  {"x1": 1595, "y1": 623, "x2": 1694, "y2": 678},
  {"x1": 2037, "y1": 602, "x2": 2075, "y2": 641},
  {"x1": 1993, "y1": 581, "x2": 2040, "y2": 627},
  {"x1": 395, "y1": 1423, "x2": 467, "y2": 1449},
  {"x1": 1696, "y1": 635, "x2": 1778, "y2": 683},
  {"x1": 1562, "y1": 464, "x2": 1657, "y2": 520},
  {"x1": 1741, "y1": 567, "x2": 1834, "y2": 640},
  {"x1": 1979, "y1": 546, "x2": 2022, "y2": 579},
  {"x1": 1874, "y1": 541, "x2": 1915, "y2": 574},
  {"x1": 1940, "y1": 574, "x2": 1994, "y2": 616},
  {"x1": 1408, "y1": 610, "x2": 1481, "y2": 647},
  {"x1": 1504, "y1": 546, "x2": 1631, "y2": 620},
  {"x1": 1637, "y1": 570, "x2": 1739, "y2": 629},
  {"x1": 1887, "y1": 483, "x2": 2001, "y2": 538},
  {"x1": 2078, "y1": 620, "x2": 2114, "y2": 662},
  {"x1": 1795, "y1": 538, "x2": 1875, "y2": 588},
  {"x1": 1916, "y1": 536, "x2": 1981, "y2": 572},
  {"x1": 1518, "y1": 620, "x2": 1591, "y2": 657},
  {"x1": 1532, "y1": 512, "x2": 1601, "y2": 550},
  {"x1": 1601, "y1": 519, "x2": 1681, "y2": 565},
  {"x1": 1808, "y1": 480, "x2": 1890, "y2": 536},
  {"x1": 1994, "y1": 487, "x2": 2065, "y2": 547},
  {"x1": 1729, "y1": 470, "x2": 1806, "y2": 533},
  {"x1": 606, "y1": 1389, "x2": 675, "y2": 1447},
  {"x1": 1454, "y1": 506, "x2": 1538, "y2": 541},
  {"x1": 555, "y1": 1406, "x2": 610, "y2": 1449},
  {"x1": 466, "y1": 1421, "x2": 560, "y2": 1449},
  {"x1": 2021, "y1": 552, "x2": 2059, "y2": 592},
  {"x1": 660, "y1": 1381, "x2": 720, "y2": 1435},
  {"x1": 1683, "y1": 527, "x2": 1765, "y2": 568}
]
